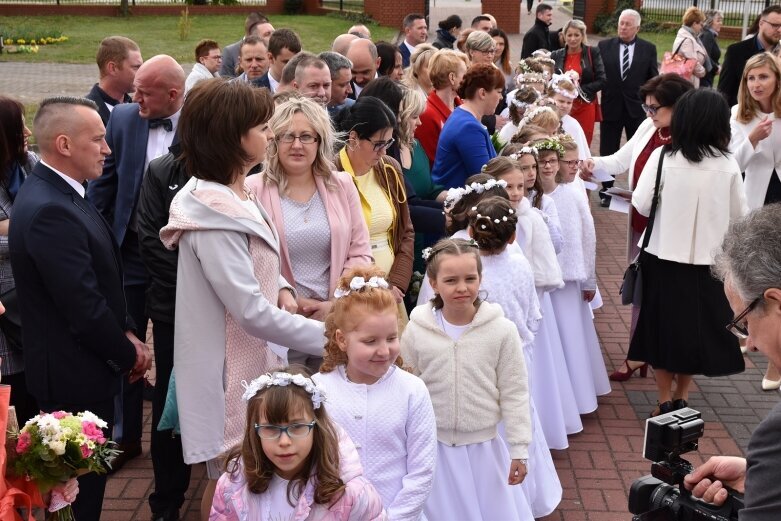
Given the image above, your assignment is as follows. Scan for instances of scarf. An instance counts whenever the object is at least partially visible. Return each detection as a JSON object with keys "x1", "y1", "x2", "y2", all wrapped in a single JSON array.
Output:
[{"x1": 436, "y1": 28, "x2": 456, "y2": 47}]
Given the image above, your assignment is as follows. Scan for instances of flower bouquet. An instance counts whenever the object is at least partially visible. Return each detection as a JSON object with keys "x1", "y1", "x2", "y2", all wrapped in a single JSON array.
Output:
[{"x1": 13, "y1": 411, "x2": 120, "y2": 521}]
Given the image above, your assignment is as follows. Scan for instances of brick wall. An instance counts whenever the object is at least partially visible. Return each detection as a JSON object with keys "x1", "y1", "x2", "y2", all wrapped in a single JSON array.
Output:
[
  {"x1": 364, "y1": 0, "x2": 424, "y2": 36},
  {"x1": 482, "y1": 0, "x2": 520, "y2": 34},
  {"x1": 584, "y1": 0, "x2": 615, "y2": 32}
]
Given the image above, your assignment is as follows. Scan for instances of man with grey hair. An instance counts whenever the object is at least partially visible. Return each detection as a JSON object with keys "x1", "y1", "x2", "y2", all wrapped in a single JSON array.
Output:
[
  {"x1": 9, "y1": 96, "x2": 151, "y2": 520},
  {"x1": 596, "y1": 8, "x2": 658, "y2": 206},
  {"x1": 684, "y1": 203, "x2": 781, "y2": 519},
  {"x1": 346, "y1": 38, "x2": 380, "y2": 99},
  {"x1": 292, "y1": 56, "x2": 332, "y2": 106},
  {"x1": 319, "y1": 51, "x2": 355, "y2": 117}
]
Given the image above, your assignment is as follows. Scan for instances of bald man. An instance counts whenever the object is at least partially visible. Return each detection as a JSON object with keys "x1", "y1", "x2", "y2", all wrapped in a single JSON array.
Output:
[
  {"x1": 87, "y1": 54, "x2": 184, "y2": 487},
  {"x1": 9, "y1": 96, "x2": 151, "y2": 520},
  {"x1": 345, "y1": 38, "x2": 380, "y2": 98},
  {"x1": 332, "y1": 33, "x2": 359, "y2": 56}
]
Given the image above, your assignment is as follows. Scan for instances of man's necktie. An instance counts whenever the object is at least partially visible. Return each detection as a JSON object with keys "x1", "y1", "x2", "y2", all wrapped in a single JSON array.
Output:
[
  {"x1": 149, "y1": 118, "x2": 173, "y2": 131},
  {"x1": 621, "y1": 44, "x2": 630, "y2": 81}
]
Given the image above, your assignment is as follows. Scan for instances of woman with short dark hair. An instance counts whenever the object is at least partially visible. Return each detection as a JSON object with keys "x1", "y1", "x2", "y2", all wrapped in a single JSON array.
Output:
[
  {"x1": 377, "y1": 41, "x2": 403, "y2": 81},
  {"x1": 159, "y1": 79, "x2": 325, "y2": 513},
  {"x1": 628, "y1": 88, "x2": 748, "y2": 417},
  {"x1": 430, "y1": 63, "x2": 505, "y2": 188}
]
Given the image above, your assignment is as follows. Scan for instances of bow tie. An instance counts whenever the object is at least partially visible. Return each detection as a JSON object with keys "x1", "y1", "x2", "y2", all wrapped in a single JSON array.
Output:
[{"x1": 149, "y1": 118, "x2": 173, "y2": 131}]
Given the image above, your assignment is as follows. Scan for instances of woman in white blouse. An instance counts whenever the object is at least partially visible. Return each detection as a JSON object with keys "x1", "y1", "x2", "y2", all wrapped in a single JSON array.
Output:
[
  {"x1": 629, "y1": 89, "x2": 748, "y2": 418},
  {"x1": 248, "y1": 97, "x2": 373, "y2": 370},
  {"x1": 729, "y1": 52, "x2": 781, "y2": 389}
]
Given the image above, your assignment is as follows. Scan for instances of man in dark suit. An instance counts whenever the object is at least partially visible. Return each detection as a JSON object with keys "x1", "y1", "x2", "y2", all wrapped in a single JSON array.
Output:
[
  {"x1": 684, "y1": 204, "x2": 781, "y2": 519},
  {"x1": 220, "y1": 11, "x2": 273, "y2": 79},
  {"x1": 87, "y1": 55, "x2": 184, "y2": 486},
  {"x1": 232, "y1": 36, "x2": 269, "y2": 86},
  {"x1": 9, "y1": 96, "x2": 151, "y2": 521},
  {"x1": 718, "y1": 5, "x2": 781, "y2": 107},
  {"x1": 598, "y1": 9, "x2": 658, "y2": 205},
  {"x1": 85, "y1": 36, "x2": 142, "y2": 126},
  {"x1": 346, "y1": 38, "x2": 380, "y2": 99},
  {"x1": 399, "y1": 13, "x2": 428, "y2": 68},
  {"x1": 254, "y1": 28, "x2": 302, "y2": 94},
  {"x1": 521, "y1": 3, "x2": 553, "y2": 58}
]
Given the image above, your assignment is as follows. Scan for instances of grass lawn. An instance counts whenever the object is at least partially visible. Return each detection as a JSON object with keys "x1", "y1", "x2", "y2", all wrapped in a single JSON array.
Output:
[
  {"x1": 638, "y1": 31, "x2": 739, "y2": 56},
  {"x1": 0, "y1": 14, "x2": 397, "y2": 64}
]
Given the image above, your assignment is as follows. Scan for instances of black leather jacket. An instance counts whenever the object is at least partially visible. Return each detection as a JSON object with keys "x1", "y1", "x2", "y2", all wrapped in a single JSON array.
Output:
[{"x1": 551, "y1": 45, "x2": 607, "y2": 100}]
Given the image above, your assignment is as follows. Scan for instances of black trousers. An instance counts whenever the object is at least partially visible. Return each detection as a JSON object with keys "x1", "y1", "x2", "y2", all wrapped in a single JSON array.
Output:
[
  {"x1": 115, "y1": 283, "x2": 147, "y2": 445},
  {"x1": 148, "y1": 320, "x2": 191, "y2": 516},
  {"x1": 38, "y1": 397, "x2": 114, "y2": 521},
  {"x1": 599, "y1": 115, "x2": 646, "y2": 190}
]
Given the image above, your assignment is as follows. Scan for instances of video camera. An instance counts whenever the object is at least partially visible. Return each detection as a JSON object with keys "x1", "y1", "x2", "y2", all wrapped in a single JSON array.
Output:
[{"x1": 629, "y1": 407, "x2": 744, "y2": 520}]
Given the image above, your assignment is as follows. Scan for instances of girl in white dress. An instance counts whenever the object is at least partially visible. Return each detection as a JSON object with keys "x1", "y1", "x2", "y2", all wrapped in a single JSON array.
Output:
[
  {"x1": 466, "y1": 196, "x2": 562, "y2": 517},
  {"x1": 548, "y1": 73, "x2": 590, "y2": 160},
  {"x1": 534, "y1": 136, "x2": 611, "y2": 415},
  {"x1": 313, "y1": 266, "x2": 437, "y2": 521},
  {"x1": 489, "y1": 152, "x2": 583, "y2": 443},
  {"x1": 401, "y1": 238, "x2": 534, "y2": 521}
]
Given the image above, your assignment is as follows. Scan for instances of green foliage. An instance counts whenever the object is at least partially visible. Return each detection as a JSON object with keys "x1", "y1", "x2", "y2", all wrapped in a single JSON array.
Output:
[
  {"x1": 177, "y1": 8, "x2": 193, "y2": 41},
  {"x1": 325, "y1": 10, "x2": 378, "y2": 25},
  {"x1": 593, "y1": 0, "x2": 661, "y2": 35},
  {"x1": 0, "y1": 23, "x2": 64, "y2": 44}
]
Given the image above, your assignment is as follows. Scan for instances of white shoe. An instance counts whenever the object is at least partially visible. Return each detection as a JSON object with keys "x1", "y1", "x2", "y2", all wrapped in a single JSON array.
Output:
[{"x1": 761, "y1": 377, "x2": 781, "y2": 391}]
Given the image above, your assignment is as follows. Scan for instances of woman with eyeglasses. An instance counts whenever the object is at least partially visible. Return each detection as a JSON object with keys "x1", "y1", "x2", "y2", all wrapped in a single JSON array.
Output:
[
  {"x1": 465, "y1": 31, "x2": 509, "y2": 135},
  {"x1": 247, "y1": 97, "x2": 372, "y2": 372},
  {"x1": 550, "y1": 19, "x2": 607, "y2": 146},
  {"x1": 335, "y1": 96, "x2": 415, "y2": 315},
  {"x1": 628, "y1": 89, "x2": 748, "y2": 418},
  {"x1": 729, "y1": 52, "x2": 781, "y2": 389},
  {"x1": 431, "y1": 63, "x2": 505, "y2": 189},
  {"x1": 581, "y1": 74, "x2": 693, "y2": 382}
]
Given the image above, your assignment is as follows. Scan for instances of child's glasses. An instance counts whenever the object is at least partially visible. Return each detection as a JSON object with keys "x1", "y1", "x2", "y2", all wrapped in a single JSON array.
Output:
[{"x1": 255, "y1": 421, "x2": 317, "y2": 439}]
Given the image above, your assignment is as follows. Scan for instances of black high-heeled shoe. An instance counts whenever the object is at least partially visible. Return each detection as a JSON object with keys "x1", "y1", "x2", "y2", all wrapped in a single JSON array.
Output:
[
  {"x1": 650, "y1": 400, "x2": 674, "y2": 418},
  {"x1": 672, "y1": 399, "x2": 688, "y2": 410}
]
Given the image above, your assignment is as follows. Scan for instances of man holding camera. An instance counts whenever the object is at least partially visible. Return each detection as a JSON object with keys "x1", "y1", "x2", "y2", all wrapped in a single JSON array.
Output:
[{"x1": 684, "y1": 203, "x2": 781, "y2": 518}]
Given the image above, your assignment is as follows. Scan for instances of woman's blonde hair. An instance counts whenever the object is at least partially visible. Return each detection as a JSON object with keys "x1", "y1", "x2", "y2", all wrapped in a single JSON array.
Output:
[
  {"x1": 403, "y1": 44, "x2": 437, "y2": 93},
  {"x1": 465, "y1": 30, "x2": 495, "y2": 60},
  {"x1": 398, "y1": 85, "x2": 427, "y2": 148},
  {"x1": 737, "y1": 52, "x2": 781, "y2": 123},
  {"x1": 428, "y1": 49, "x2": 470, "y2": 90},
  {"x1": 264, "y1": 97, "x2": 340, "y2": 193},
  {"x1": 682, "y1": 6, "x2": 705, "y2": 26},
  {"x1": 563, "y1": 19, "x2": 588, "y2": 45}
]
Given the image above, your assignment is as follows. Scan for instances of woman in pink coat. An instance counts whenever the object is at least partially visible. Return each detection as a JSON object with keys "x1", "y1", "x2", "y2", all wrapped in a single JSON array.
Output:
[{"x1": 247, "y1": 98, "x2": 372, "y2": 371}]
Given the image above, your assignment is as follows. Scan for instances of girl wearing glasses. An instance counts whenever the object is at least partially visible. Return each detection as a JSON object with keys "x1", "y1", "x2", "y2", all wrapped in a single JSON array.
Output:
[
  {"x1": 729, "y1": 52, "x2": 781, "y2": 389},
  {"x1": 335, "y1": 96, "x2": 415, "y2": 318},
  {"x1": 628, "y1": 89, "x2": 748, "y2": 417},
  {"x1": 535, "y1": 137, "x2": 611, "y2": 416},
  {"x1": 314, "y1": 266, "x2": 437, "y2": 521},
  {"x1": 247, "y1": 97, "x2": 372, "y2": 372},
  {"x1": 211, "y1": 369, "x2": 386, "y2": 520},
  {"x1": 581, "y1": 74, "x2": 693, "y2": 382}
]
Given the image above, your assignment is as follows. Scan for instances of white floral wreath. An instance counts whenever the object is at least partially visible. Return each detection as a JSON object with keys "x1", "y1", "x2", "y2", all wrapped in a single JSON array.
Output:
[
  {"x1": 521, "y1": 105, "x2": 557, "y2": 127},
  {"x1": 333, "y1": 276, "x2": 389, "y2": 299},
  {"x1": 472, "y1": 206, "x2": 515, "y2": 230},
  {"x1": 515, "y1": 72, "x2": 547, "y2": 86},
  {"x1": 241, "y1": 372, "x2": 327, "y2": 409},
  {"x1": 443, "y1": 178, "x2": 508, "y2": 211},
  {"x1": 548, "y1": 73, "x2": 578, "y2": 100},
  {"x1": 507, "y1": 146, "x2": 538, "y2": 161}
]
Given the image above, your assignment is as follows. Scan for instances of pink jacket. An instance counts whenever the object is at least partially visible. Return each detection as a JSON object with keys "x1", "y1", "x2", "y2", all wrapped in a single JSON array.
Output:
[
  {"x1": 210, "y1": 426, "x2": 387, "y2": 521},
  {"x1": 248, "y1": 170, "x2": 372, "y2": 296}
]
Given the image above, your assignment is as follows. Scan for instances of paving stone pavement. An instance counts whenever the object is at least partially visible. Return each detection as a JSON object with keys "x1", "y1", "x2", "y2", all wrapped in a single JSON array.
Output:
[{"x1": 3, "y1": 6, "x2": 778, "y2": 519}]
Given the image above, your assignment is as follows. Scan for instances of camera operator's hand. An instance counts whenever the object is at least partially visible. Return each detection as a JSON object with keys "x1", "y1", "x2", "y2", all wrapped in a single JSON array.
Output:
[{"x1": 684, "y1": 456, "x2": 747, "y2": 505}]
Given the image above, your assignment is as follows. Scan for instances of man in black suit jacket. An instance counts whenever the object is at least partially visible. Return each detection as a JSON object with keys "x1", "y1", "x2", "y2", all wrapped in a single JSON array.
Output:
[
  {"x1": 684, "y1": 204, "x2": 781, "y2": 519},
  {"x1": 84, "y1": 36, "x2": 142, "y2": 126},
  {"x1": 9, "y1": 97, "x2": 151, "y2": 521},
  {"x1": 521, "y1": 3, "x2": 553, "y2": 58},
  {"x1": 598, "y1": 9, "x2": 658, "y2": 205},
  {"x1": 718, "y1": 5, "x2": 781, "y2": 107}
]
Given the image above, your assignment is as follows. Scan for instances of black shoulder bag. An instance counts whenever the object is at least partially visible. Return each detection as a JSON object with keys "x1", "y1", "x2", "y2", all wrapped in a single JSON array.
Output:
[{"x1": 620, "y1": 145, "x2": 666, "y2": 306}]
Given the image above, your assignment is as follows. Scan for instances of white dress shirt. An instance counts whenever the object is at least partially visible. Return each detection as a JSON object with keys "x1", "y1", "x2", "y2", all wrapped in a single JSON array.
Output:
[
  {"x1": 40, "y1": 160, "x2": 85, "y2": 197},
  {"x1": 145, "y1": 108, "x2": 181, "y2": 173}
]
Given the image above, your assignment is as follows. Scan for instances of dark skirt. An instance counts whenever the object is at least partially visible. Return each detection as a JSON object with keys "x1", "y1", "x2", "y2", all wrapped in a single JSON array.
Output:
[{"x1": 627, "y1": 251, "x2": 744, "y2": 376}]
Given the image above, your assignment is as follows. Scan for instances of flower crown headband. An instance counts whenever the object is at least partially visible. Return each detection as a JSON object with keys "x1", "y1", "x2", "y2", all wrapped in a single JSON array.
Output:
[
  {"x1": 333, "y1": 276, "x2": 389, "y2": 299},
  {"x1": 443, "y1": 178, "x2": 508, "y2": 211},
  {"x1": 548, "y1": 74, "x2": 578, "y2": 100},
  {"x1": 241, "y1": 372, "x2": 327, "y2": 409},
  {"x1": 507, "y1": 146, "x2": 538, "y2": 161},
  {"x1": 421, "y1": 239, "x2": 479, "y2": 262},
  {"x1": 515, "y1": 72, "x2": 547, "y2": 85},
  {"x1": 532, "y1": 136, "x2": 565, "y2": 156},
  {"x1": 471, "y1": 205, "x2": 516, "y2": 230},
  {"x1": 521, "y1": 105, "x2": 557, "y2": 127},
  {"x1": 510, "y1": 88, "x2": 541, "y2": 110}
]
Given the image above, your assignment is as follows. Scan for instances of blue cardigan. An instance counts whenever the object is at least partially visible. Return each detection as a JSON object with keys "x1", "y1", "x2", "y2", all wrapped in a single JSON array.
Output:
[{"x1": 430, "y1": 107, "x2": 496, "y2": 189}]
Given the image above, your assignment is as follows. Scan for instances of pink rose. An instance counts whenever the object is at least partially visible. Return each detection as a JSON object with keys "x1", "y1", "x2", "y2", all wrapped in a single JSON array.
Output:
[
  {"x1": 52, "y1": 411, "x2": 67, "y2": 419},
  {"x1": 80, "y1": 444, "x2": 93, "y2": 458},
  {"x1": 16, "y1": 431, "x2": 32, "y2": 454},
  {"x1": 82, "y1": 421, "x2": 105, "y2": 442}
]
